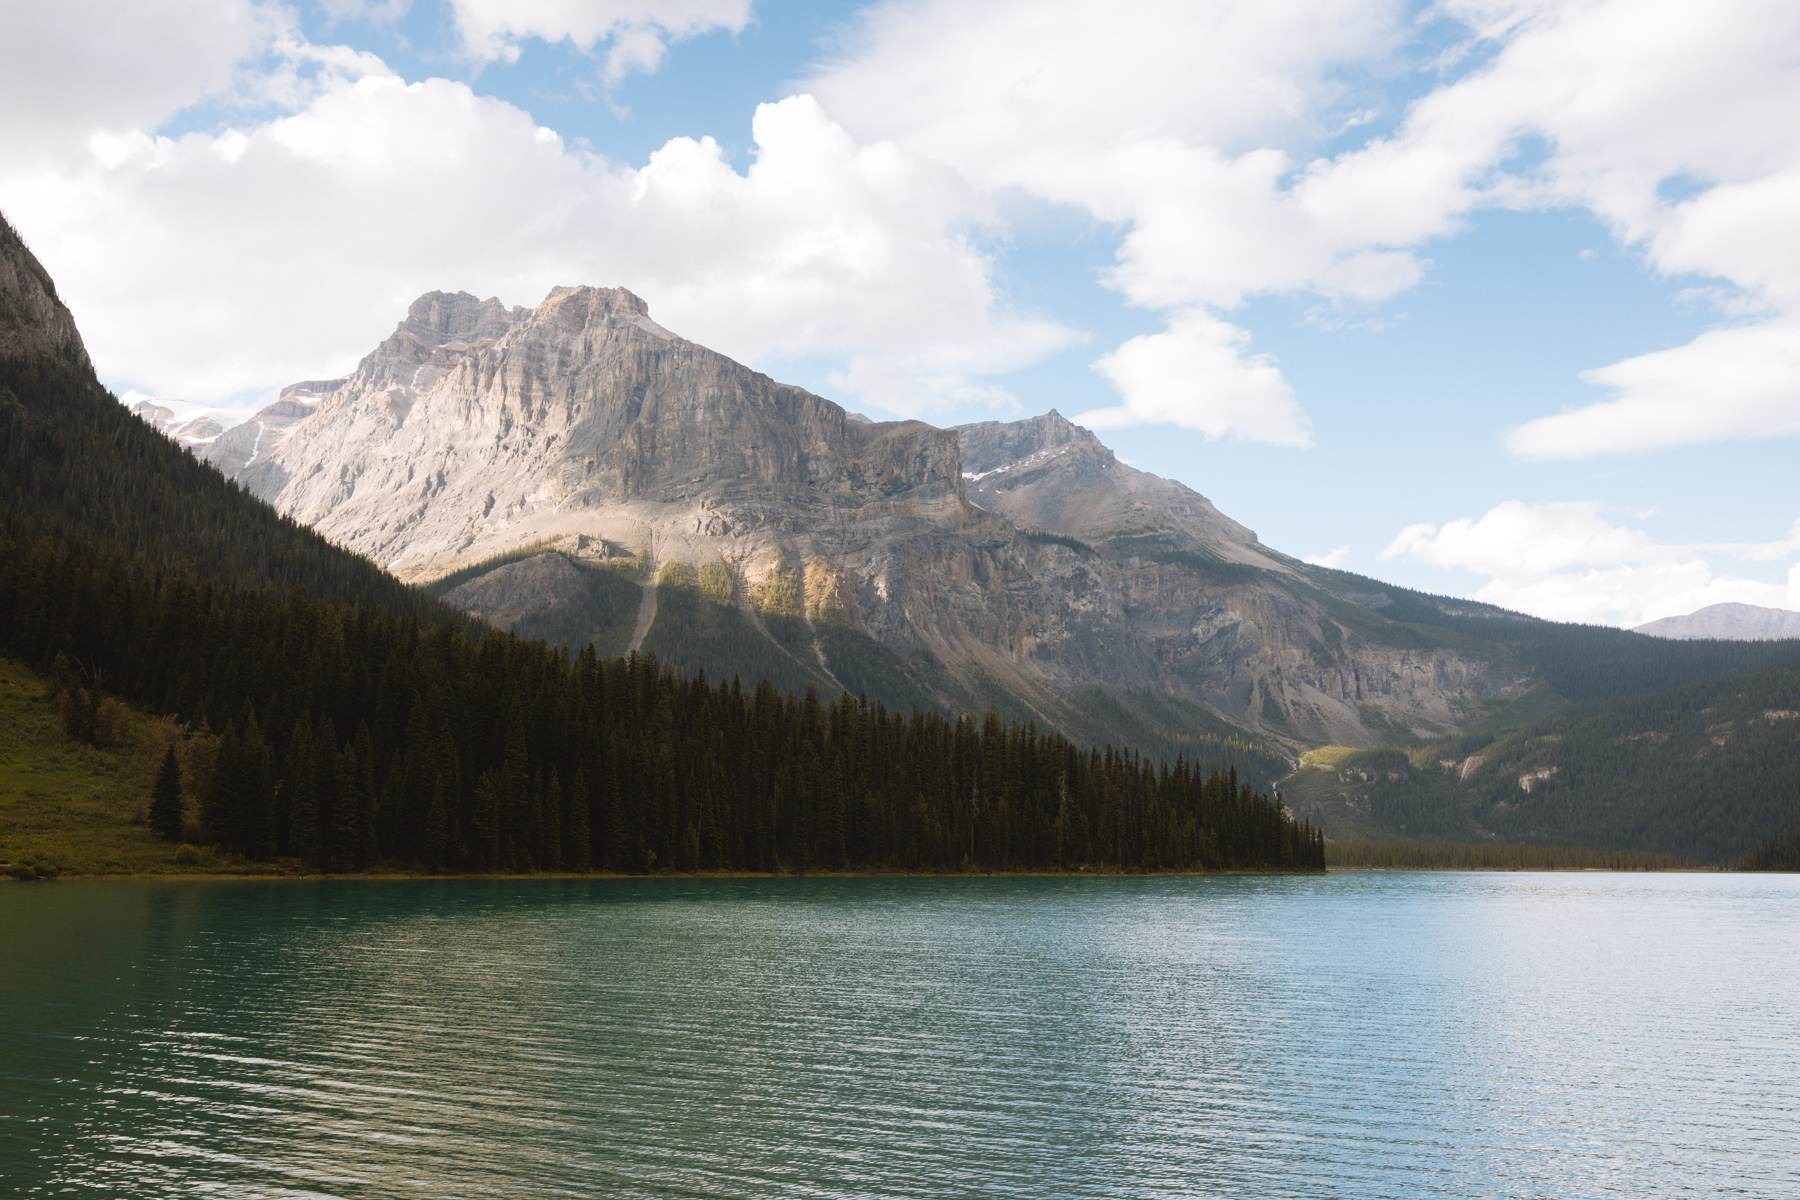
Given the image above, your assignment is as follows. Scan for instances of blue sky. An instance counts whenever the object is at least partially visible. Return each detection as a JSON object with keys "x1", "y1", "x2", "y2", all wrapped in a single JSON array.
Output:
[{"x1": 3, "y1": 0, "x2": 1797, "y2": 626}]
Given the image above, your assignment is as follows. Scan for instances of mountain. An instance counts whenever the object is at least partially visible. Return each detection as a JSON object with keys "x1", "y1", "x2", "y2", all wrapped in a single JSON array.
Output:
[
  {"x1": 0, "y1": 208, "x2": 1318, "y2": 876},
  {"x1": 200, "y1": 284, "x2": 1800, "y2": 770},
  {"x1": 200, "y1": 379, "x2": 342, "y2": 476},
  {"x1": 1635, "y1": 602, "x2": 1800, "y2": 642},
  {"x1": 196, "y1": 286, "x2": 1554, "y2": 759},
  {"x1": 130, "y1": 400, "x2": 225, "y2": 452}
]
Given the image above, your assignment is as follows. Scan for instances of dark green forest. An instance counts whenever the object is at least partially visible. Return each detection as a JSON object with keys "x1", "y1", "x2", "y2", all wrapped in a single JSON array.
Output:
[
  {"x1": 0, "y1": 350, "x2": 1322, "y2": 874},
  {"x1": 1740, "y1": 831, "x2": 1800, "y2": 871},
  {"x1": 1283, "y1": 660, "x2": 1800, "y2": 862}
]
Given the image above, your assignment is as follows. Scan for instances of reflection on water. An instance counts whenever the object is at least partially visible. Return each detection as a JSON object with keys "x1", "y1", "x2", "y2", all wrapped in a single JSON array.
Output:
[{"x1": 2, "y1": 873, "x2": 1797, "y2": 1197}]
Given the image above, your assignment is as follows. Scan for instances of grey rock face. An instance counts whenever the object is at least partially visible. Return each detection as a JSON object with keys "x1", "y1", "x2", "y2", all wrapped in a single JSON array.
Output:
[
  {"x1": 205, "y1": 378, "x2": 346, "y2": 481},
  {"x1": 956, "y1": 410, "x2": 1275, "y2": 568},
  {"x1": 0, "y1": 213, "x2": 90, "y2": 372},
  {"x1": 1635, "y1": 603, "x2": 1800, "y2": 641},
  {"x1": 130, "y1": 400, "x2": 225, "y2": 451},
  {"x1": 214, "y1": 284, "x2": 1532, "y2": 748}
]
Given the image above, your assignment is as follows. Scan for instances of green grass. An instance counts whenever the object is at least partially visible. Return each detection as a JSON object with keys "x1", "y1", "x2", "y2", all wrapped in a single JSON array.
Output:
[
  {"x1": 1299, "y1": 744, "x2": 1358, "y2": 770},
  {"x1": 0, "y1": 657, "x2": 255, "y2": 876}
]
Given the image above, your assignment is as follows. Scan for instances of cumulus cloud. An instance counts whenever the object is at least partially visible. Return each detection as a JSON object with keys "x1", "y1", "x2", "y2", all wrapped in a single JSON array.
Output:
[
  {"x1": 805, "y1": 0, "x2": 1405, "y2": 443},
  {"x1": 808, "y1": 0, "x2": 1800, "y2": 455},
  {"x1": 1382, "y1": 501, "x2": 1800, "y2": 626},
  {"x1": 0, "y1": 0, "x2": 285, "y2": 168},
  {"x1": 1374, "y1": 0, "x2": 1800, "y2": 457},
  {"x1": 448, "y1": 0, "x2": 751, "y2": 80},
  {"x1": 1079, "y1": 312, "x2": 1312, "y2": 446},
  {"x1": 1508, "y1": 317, "x2": 1800, "y2": 458},
  {"x1": 2, "y1": 66, "x2": 1068, "y2": 416},
  {"x1": 1305, "y1": 545, "x2": 1353, "y2": 569}
]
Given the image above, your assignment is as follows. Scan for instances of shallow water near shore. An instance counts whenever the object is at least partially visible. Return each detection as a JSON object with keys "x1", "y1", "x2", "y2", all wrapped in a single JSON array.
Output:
[{"x1": 2, "y1": 872, "x2": 1796, "y2": 1197}]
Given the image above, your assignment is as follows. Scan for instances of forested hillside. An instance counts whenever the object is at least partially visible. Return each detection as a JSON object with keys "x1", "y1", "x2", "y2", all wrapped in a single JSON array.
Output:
[
  {"x1": 424, "y1": 543, "x2": 1292, "y2": 786},
  {"x1": 0, "y1": 215, "x2": 1320, "y2": 875},
  {"x1": 1304, "y1": 565, "x2": 1800, "y2": 710},
  {"x1": 1283, "y1": 658, "x2": 1800, "y2": 862}
]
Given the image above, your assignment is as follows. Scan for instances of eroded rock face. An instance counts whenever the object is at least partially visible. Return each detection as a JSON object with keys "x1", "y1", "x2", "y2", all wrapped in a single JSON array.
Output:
[
  {"x1": 0, "y1": 215, "x2": 90, "y2": 372},
  {"x1": 204, "y1": 379, "x2": 345, "y2": 479},
  {"x1": 956, "y1": 410, "x2": 1273, "y2": 568},
  {"x1": 213, "y1": 284, "x2": 1529, "y2": 748}
]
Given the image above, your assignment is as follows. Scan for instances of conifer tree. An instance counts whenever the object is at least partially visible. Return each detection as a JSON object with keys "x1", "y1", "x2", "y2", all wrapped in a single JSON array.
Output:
[
  {"x1": 150, "y1": 744, "x2": 184, "y2": 841},
  {"x1": 566, "y1": 767, "x2": 592, "y2": 872}
]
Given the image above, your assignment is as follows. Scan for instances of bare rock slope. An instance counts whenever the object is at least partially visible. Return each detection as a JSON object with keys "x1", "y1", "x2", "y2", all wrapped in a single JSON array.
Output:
[
  {"x1": 0, "y1": 214, "x2": 89, "y2": 373},
  {"x1": 1635, "y1": 603, "x2": 1800, "y2": 642}
]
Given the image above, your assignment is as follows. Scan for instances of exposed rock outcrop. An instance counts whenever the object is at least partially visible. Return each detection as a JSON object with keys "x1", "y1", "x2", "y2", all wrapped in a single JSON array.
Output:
[{"x1": 0, "y1": 213, "x2": 89, "y2": 372}]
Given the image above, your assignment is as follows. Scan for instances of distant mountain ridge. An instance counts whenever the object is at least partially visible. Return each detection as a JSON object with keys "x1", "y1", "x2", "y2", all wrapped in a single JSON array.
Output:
[
  {"x1": 1635, "y1": 602, "x2": 1800, "y2": 642},
  {"x1": 131, "y1": 400, "x2": 225, "y2": 452}
]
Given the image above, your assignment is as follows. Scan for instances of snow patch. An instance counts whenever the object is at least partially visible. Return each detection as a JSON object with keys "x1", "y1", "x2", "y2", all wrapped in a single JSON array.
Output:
[
  {"x1": 243, "y1": 421, "x2": 267, "y2": 467},
  {"x1": 961, "y1": 444, "x2": 1068, "y2": 483}
]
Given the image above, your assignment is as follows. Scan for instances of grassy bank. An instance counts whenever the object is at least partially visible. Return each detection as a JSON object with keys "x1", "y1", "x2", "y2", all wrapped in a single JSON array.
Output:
[{"x1": 0, "y1": 658, "x2": 251, "y2": 877}]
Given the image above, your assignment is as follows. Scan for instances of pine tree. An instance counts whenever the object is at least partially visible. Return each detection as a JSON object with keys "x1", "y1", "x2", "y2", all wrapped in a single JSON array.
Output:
[
  {"x1": 566, "y1": 767, "x2": 592, "y2": 872},
  {"x1": 422, "y1": 775, "x2": 449, "y2": 871},
  {"x1": 202, "y1": 722, "x2": 243, "y2": 849},
  {"x1": 150, "y1": 744, "x2": 184, "y2": 841}
]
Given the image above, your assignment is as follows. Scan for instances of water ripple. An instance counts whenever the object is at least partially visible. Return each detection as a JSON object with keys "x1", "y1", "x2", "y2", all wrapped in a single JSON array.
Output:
[{"x1": 2, "y1": 873, "x2": 1798, "y2": 1198}]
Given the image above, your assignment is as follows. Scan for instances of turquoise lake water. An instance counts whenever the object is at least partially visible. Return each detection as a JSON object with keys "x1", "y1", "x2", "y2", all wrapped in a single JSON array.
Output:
[{"x1": 2, "y1": 873, "x2": 1796, "y2": 1197}]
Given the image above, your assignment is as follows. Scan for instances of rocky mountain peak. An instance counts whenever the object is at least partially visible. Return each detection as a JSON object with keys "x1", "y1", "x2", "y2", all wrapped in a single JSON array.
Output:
[
  {"x1": 956, "y1": 409, "x2": 1110, "y2": 476},
  {"x1": 352, "y1": 290, "x2": 528, "y2": 395},
  {"x1": 393, "y1": 289, "x2": 525, "y2": 346},
  {"x1": 529, "y1": 284, "x2": 676, "y2": 342},
  {"x1": 0, "y1": 211, "x2": 91, "y2": 372}
]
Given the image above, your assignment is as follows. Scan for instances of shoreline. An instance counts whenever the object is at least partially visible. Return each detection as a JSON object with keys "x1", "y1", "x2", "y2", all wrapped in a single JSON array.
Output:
[
  {"x1": 5, "y1": 865, "x2": 1767, "y2": 883},
  {"x1": 9, "y1": 866, "x2": 1328, "y2": 883}
]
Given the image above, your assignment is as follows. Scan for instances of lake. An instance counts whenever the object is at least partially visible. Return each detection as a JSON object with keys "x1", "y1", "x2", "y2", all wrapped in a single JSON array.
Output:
[{"x1": 2, "y1": 873, "x2": 1796, "y2": 1198}]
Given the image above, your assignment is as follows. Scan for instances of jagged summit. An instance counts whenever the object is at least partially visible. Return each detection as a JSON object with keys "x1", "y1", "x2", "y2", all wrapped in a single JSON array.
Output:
[
  {"x1": 953, "y1": 410, "x2": 1271, "y2": 567},
  {"x1": 221, "y1": 280, "x2": 965, "y2": 582}
]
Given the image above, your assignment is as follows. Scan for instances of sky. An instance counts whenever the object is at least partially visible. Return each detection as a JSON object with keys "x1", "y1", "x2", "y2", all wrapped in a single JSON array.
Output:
[{"x1": 2, "y1": 0, "x2": 1798, "y2": 628}]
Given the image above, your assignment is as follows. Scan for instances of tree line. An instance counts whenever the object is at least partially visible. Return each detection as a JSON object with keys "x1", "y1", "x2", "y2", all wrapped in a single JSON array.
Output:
[{"x1": 0, "y1": 353, "x2": 1323, "y2": 874}]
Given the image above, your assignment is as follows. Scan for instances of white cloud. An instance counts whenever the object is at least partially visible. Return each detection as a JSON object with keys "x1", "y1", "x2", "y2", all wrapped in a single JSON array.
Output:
[
  {"x1": 0, "y1": 0, "x2": 286, "y2": 168},
  {"x1": 808, "y1": 0, "x2": 1800, "y2": 455},
  {"x1": 1079, "y1": 311, "x2": 1312, "y2": 446},
  {"x1": 1382, "y1": 500, "x2": 1800, "y2": 626},
  {"x1": 1507, "y1": 317, "x2": 1800, "y2": 458},
  {"x1": 805, "y1": 0, "x2": 1410, "y2": 443},
  {"x1": 317, "y1": 0, "x2": 412, "y2": 24},
  {"x1": 449, "y1": 0, "x2": 750, "y2": 79},
  {"x1": 1305, "y1": 545, "x2": 1353, "y2": 569},
  {"x1": 1374, "y1": 0, "x2": 1800, "y2": 457},
  {"x1": 3, "y1": 73, "x2": 1069, "y2": 414}
]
